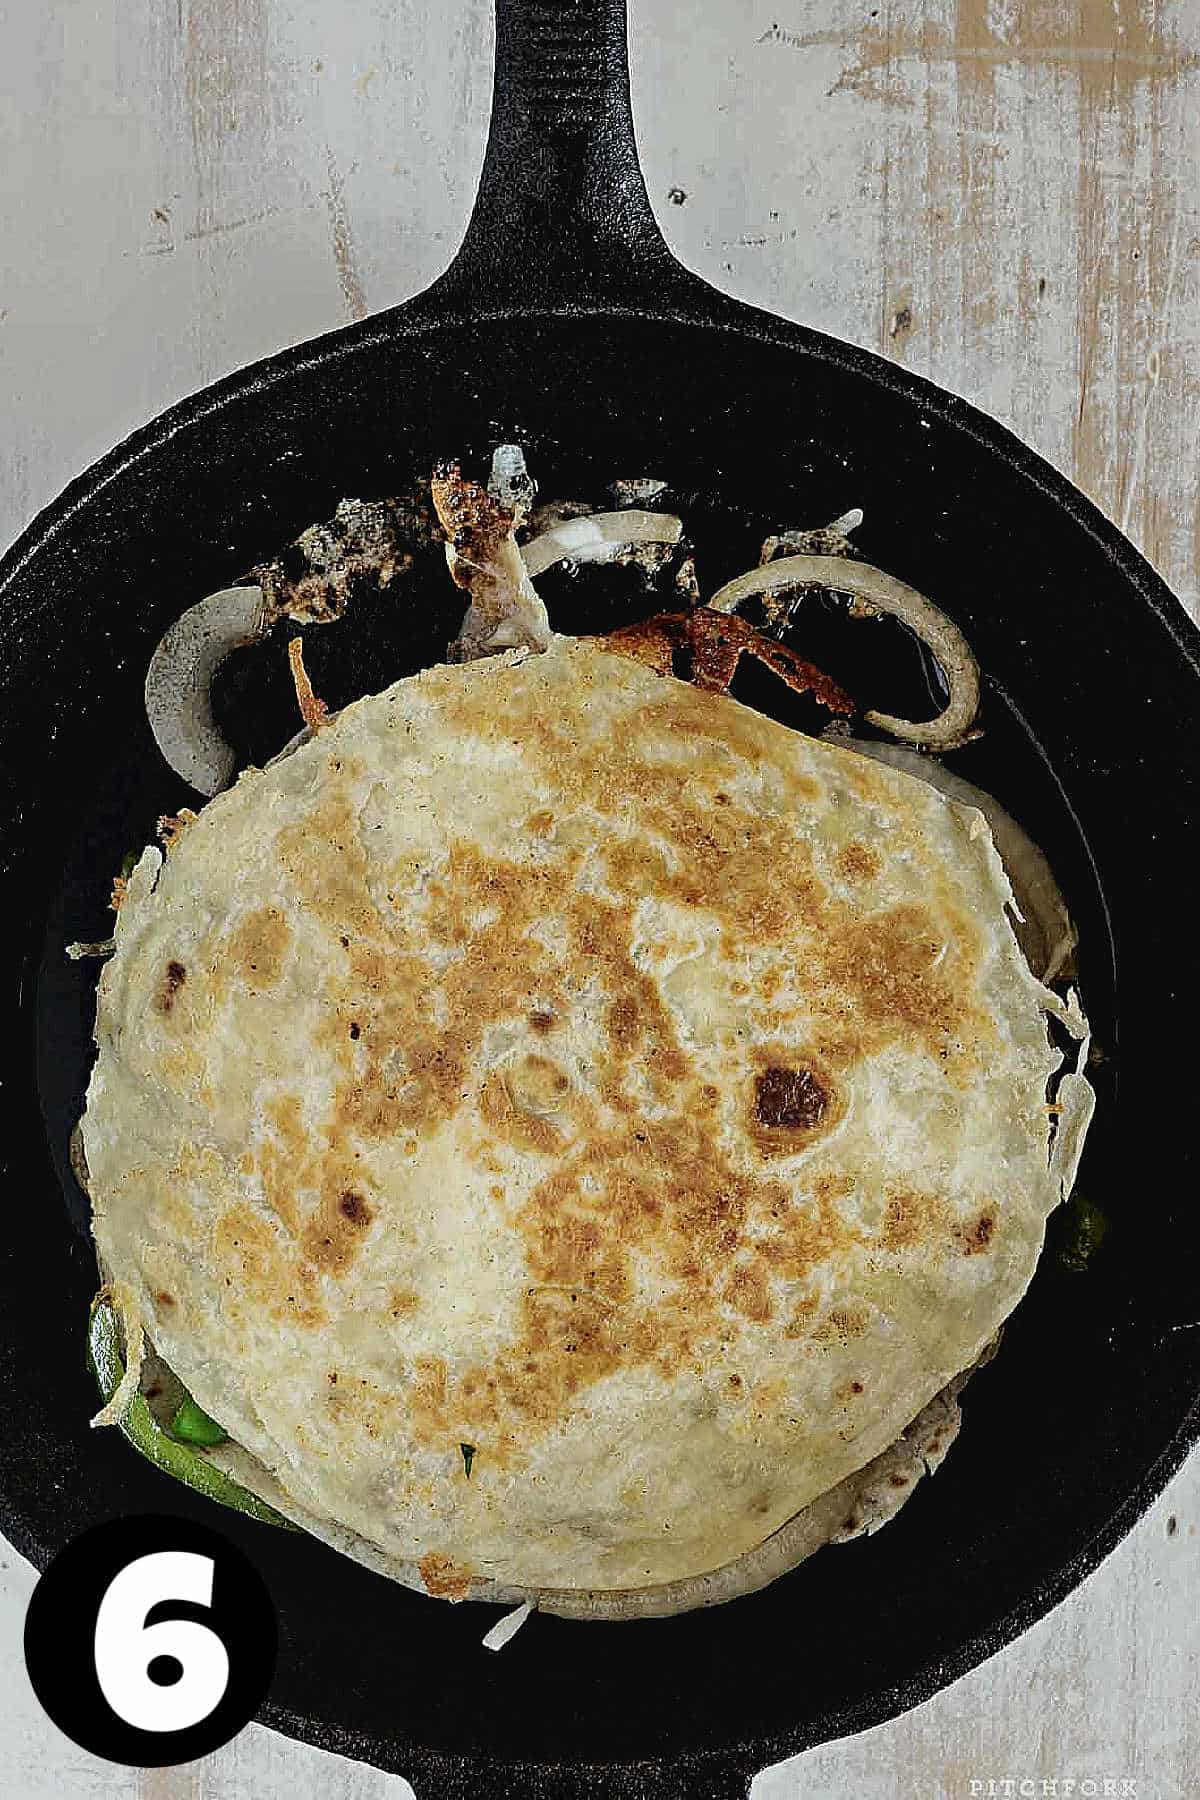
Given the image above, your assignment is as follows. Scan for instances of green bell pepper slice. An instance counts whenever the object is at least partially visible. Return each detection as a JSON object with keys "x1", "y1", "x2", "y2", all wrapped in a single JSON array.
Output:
[{"x1": 87, "y1": 1292, "x2": 296, "y2": 1530}]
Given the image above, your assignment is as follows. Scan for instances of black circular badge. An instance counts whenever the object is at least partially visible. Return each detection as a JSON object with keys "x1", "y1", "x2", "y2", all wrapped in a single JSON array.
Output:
[{"x1": 24, "y1": 1514, "x2": 277, "y2": 1766}]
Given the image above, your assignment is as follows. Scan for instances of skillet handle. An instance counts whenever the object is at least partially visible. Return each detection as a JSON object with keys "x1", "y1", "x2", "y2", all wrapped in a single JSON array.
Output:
[{"x1": 425, "y1": 0, "x2": 689, "y2": 309}]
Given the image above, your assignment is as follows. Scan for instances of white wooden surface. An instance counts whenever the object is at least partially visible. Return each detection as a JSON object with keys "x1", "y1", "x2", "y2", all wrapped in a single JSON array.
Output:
[{"x1": 1, "y1": 0, "x2": 1197, "y2": 1793}]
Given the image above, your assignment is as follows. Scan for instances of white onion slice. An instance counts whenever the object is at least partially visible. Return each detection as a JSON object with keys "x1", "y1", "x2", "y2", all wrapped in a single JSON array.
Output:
[
  {"x1": 522, "y1": 511, "x2": 683, "y2": 578},
  {"x1": 481, "y1": 1600, "x2": 535, "y2": 1651},
  {"x1": 144, "y1": 585, "x2": 265, "y2": 796},
  {"x1": 709, "y1": 554, "x2": 979, "y2": 749}
]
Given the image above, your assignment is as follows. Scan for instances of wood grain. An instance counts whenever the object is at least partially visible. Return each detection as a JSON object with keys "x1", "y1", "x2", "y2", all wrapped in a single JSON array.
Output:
[
  {"x1": 0, "y1": 0, "x2": 1196, "y2": 1794},
  {"x1": 633, "y1": 0, "x2": 1200, "y2": 615}
]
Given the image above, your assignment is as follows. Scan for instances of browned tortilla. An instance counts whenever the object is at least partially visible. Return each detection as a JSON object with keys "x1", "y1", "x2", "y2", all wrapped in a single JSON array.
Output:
[{"x1": 84, "y1": 636, "x2": 1071, "y2": 1597}]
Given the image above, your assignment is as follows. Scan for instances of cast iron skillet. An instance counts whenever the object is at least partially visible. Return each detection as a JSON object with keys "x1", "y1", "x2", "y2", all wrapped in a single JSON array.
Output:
[{"x1": 2, "y1": 1, "x2": 1198, "y2": 1794}]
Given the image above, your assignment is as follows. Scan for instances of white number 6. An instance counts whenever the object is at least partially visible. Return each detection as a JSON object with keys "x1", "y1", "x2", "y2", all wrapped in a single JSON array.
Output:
[{"x1": 94, "y1": 1552, "x2": 230, "y2": 1733}]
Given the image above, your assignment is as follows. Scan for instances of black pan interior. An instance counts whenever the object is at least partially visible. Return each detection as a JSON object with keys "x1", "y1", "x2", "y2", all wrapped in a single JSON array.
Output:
[{"x1": 4, "y1": 310, "x2": 1200, "y2": 1793}]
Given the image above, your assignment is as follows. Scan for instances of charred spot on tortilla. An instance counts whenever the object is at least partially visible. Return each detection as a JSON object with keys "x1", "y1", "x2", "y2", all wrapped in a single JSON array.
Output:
[
  {"x1": 748, "y1": 1051, "x2": 845, "y2": 1156},
  {"x1": 338, "y1": 1191, "x2": 371, "y2": 1226},
  {"x1": 955, "y1": 1209, "x2": 997, "y2": 1255},
  {"x1": 155, "y1": 960, "x2": 187, "y2": 1015},
  {"x1": 754, "y1": 1065, "x2": 829, "y2": 1131}
]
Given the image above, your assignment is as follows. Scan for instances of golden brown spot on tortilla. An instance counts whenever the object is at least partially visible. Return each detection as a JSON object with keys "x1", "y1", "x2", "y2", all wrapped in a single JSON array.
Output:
[
  {"x1": 258, "y1": 1100, "x2": 304, "y2": 1234},
  {"x1": 214, "y1": 1203, "x2": 326, "y2": 1328},
  {"x1": 879, "y1": 1189, "x2": 948, "y2": 1253},
  {"x1": 338, "y1": 1190, "x2": 371, "y2": 1225},
  {"x1": 302, "y1": 1185, "x2": 374, "y2": 1273},
  {"x1": 270, "y1": 1096, "x2": 306, "y2": 1157},
  {"x1": 725, "y1": 1261, "x2": 774, "y2": 1323},
  {"x1": 526, "y1": 809, "x2": 555, "y2": 837},
  {"x1": 604, "y1": 834, "x2": 673, "y2": 900},
  {"x1": 837, "y1": 840, "x2": 881, "y2": 883},
  {"x1": 759, "y1": 1176, "x2": 859, "y2": 1283},
  {"x1": 154, "y1": 1290, "x2": 175, "y2": 1309},
  {"x1": 889, "y1": 1472, "x2": 909, "y2": 1488},
  {"x1": 606, "y1": 996, "x2": 642, "y2": 1053},
  {"x1": 410, "y1": 1355, "x2": 450, "y2": 1438},
  {"x1": 417, "y1": 1552, "x2": 473, "y2": 1602},
  {"x1": 499, "y1": 681, "x2": 832, "y2": 946},
  {"x1": 820, "y1": 1305, "x2": 871, "y2": 1343},
  {"x1": 637, "y1": 682, "x2": 824, "y2": 797},
  {"x1": 784, "y1": 1291, "x2": 822, "y2": 1339},
  {"x1": 479, "y1": 1069, "x2": 565, "y2": 1157},
  {"x1": 155, "y1": 960, "x2": 187, "y2": 1015},
  {"x1": 390, "y1": 1288, "x2": 419, "y2": 1317},
  {"x1": 508, "y1": 1054, "x2": 572, "y2": 1108},
  {"x1": 228, "y1": 906, "x2": 290, "y2": 989},
  {"x1": 819, "y1": 902, "x2": 984, "y2": 1073},
  {"x1": 529, "y1": 1009, "x2": 555, "y2": 1033},
  {"x1": 757, "y1": 967, "x2": 783, "y2": 1002}
]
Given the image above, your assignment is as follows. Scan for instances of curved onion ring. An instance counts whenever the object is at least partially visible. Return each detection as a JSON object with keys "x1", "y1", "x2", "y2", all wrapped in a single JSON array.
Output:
[
  {"x1": 522, "y1": 510, "x2": 683, "y2": 578},
  {"x1": 708, "y1": 554, "x2": 979, "y2": 749},
  {"x1": 144, "y1": 585, "x2": 266, "y2": 796}
]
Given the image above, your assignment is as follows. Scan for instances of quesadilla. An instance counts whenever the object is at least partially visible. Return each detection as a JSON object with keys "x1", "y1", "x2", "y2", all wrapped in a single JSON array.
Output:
[{"x1": 81, "y1": 601, "x2": 1089, "y2": 1611}]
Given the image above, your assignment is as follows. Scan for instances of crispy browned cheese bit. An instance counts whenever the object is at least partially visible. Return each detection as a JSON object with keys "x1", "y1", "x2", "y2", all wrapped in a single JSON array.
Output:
[
  {"x1": 287, "y1": 636, "x2": 329, "y2": 732},
  {"x1": 431, "y1": 461, "x2": 551, "y2": 662},
  {"x1": 605, "y1": 605, "x2": 855, "y2": 712}
]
